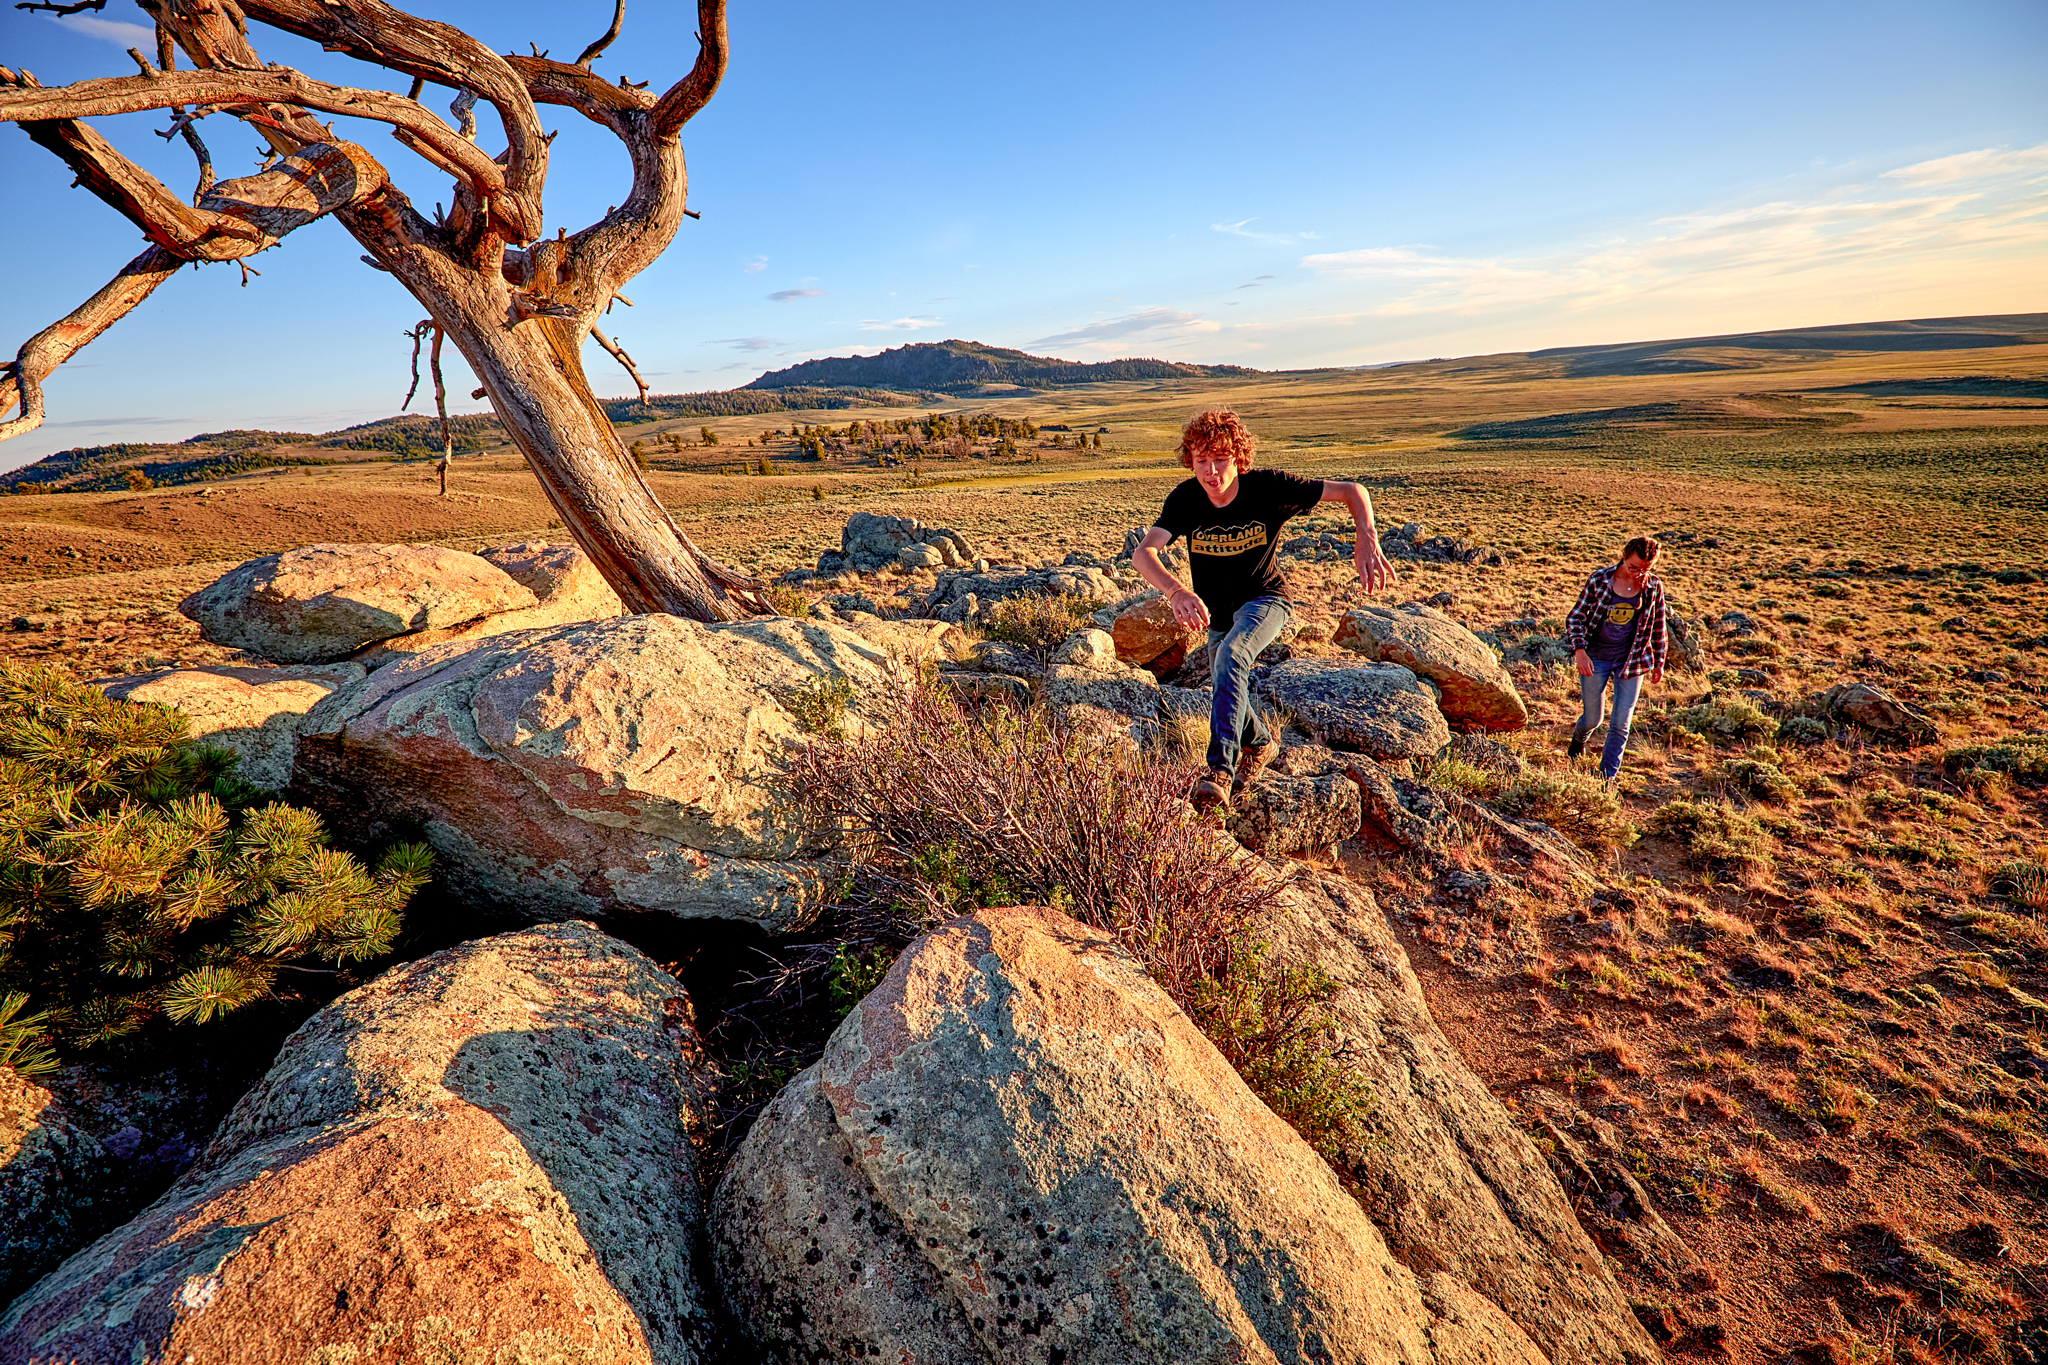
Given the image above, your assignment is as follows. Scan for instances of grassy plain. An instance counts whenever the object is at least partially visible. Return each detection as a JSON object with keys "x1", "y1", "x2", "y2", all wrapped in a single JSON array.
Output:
[{"x1": 3, "y1": 334, "x2": 2046, "y2": 1361}]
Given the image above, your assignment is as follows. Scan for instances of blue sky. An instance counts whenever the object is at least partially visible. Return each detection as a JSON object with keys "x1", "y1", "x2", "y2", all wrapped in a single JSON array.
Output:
[{"x1": 3, "y1": 0, "x2": 2045, "y2": 469}]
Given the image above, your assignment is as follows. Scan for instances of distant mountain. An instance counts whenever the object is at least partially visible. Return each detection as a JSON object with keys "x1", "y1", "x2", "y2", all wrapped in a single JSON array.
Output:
[
  {"x1": 744, "y1": 340, "x2": 1260, "y2": 393},
  {"x1": 1533, "y1": 314, "x2": 2048, "y2": 377}
]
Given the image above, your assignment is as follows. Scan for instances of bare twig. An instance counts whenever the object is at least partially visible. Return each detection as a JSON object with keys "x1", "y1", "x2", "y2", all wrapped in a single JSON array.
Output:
[
  {"x1": 400, "y1": 318, "x2": 432, "y2": 410},
  {"x1": 576, "y1": 0, "x2": 626, "y2": 66},
  {"x1": 590, "y1": 325, "x2": 647, "y2": 405},
  {"x1": 448, "y1": 86, "x2": 476, "y2": 141},
  {"x1": 429, "y1": 325, "x2": 451, "y2": 495},
  {"x1": 15, "y1": 0, "x2": 108, "y2": 14}
]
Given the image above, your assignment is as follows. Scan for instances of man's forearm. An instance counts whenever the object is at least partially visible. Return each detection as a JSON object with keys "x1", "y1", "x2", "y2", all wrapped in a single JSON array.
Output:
[
  {"x1": 1340, "y1": 484, "x2": 1379, "y2": 548},
  {"x1": 1134, "y1": 546, "x2": 1183, "y2": 596}
]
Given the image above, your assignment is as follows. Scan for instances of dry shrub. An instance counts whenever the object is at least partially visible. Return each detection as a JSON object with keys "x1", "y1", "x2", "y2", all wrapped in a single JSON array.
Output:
[
  {"x1": 1646, "y1": 797, "x2": 1774, "y2": 874},
  {"x1": 1668, "y1": 696, "x2": 1779, "y2": 746},
  {"x1": 1495, "y1": 770, "x2": 1637, "y2": 854},
  {"x1": 979, "y1": 592, "x2": 1095, "y2": 658},
  {"x1": 791, "y1": 686, "x2": 1372, "y2": 1158}
]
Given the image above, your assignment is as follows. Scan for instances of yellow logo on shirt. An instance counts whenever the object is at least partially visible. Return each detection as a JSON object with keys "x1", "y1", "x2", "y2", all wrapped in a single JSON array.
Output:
[
  {"x1": 1606, "y1": 604, "x2": 1636, "y2": 626},
  {"x1": 1190, "y1": 524, "x2": 1268, "y2": 556}
]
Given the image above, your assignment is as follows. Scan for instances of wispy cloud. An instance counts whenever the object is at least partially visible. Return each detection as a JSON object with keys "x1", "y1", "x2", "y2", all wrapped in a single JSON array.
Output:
[
  {"x1": 859, "y1": 316, "x2": 939, "y2": 332},
  {"x1": 709, "y1": 337, "x2": 779, "y2": 352},
  {"x1": 768, "y1": 288, "x2": 823, "y2": 302},
  {"x1": 1213, "y1": 219, "x2": 1319, "y2": 246},
  {"x1": 47, "y1": 13, "x2": 156, "y2": 45},
  {"x1": 742, "y1": 255, "x2": 768, "y2": 273},
  {"x1": 1298, "y1": 149, "x2": 2048, "y2": 320},
  {"x1": 1236, "y1": 273, "x2": 1278, "y2": 289},
  {"x1": 1882, "y1": 142, "x2": 2048, "y2": 185},
  {"x1": 1029, "y1": 307, "x2": 1221, "y2": 353}
]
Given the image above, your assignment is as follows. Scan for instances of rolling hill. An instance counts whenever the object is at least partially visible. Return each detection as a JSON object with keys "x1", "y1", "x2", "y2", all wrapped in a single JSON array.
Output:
[{"x1": 743, "y1": 340, "x2": 1260, "y2": 393}]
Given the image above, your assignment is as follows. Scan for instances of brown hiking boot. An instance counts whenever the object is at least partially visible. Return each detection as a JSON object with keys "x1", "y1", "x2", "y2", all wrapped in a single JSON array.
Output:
[
  {"x1": 1233, "y1": 740, "x2": 1277, "y2": 795},
  {"x1": 1191, "y1": 768, "x2": 1233, "y2": 813}
]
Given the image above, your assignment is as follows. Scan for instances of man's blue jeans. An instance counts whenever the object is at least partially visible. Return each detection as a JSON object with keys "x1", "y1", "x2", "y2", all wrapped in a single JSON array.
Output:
[
  {"x1": 1576, "y1": 658, "x2": 1642, "y2": 780},
  {"x1": 1205, "y1": 595, "x2": 1291, "y2": 775}
]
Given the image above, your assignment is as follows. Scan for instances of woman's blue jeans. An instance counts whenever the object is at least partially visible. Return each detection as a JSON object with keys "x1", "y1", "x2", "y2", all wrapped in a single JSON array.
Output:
[
  {"x1": 1576, "y1": 658, "x2": 1643, "y2": 780},
  {"x1": 1205, "y1": 595, "x2": 1291, "y2": 775}
]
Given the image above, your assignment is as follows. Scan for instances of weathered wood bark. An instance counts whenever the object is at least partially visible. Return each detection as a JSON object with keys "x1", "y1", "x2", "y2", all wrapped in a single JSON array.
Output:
[{"x1": 0, "y1": 0, "x2": 763, "y2": 619}]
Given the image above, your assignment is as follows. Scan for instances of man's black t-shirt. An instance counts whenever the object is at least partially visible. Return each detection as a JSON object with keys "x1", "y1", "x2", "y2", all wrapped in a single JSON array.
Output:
[{"x1": 1153, "y1": 468, "x2": 1325, "y2": 625}]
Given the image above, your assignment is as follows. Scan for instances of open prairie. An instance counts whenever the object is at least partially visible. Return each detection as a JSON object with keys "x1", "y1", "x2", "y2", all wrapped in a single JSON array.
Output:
[{"x1": 4, "y1": 328, "x2": 2046, "y2": 1361}]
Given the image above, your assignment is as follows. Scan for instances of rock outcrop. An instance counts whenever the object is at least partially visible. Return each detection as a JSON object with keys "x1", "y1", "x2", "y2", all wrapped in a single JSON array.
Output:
[
  {"x1": 295, "y1": 614, "x2": 902, "y2": 929},
  {"x1": 819, "y1": 511, "x2": 978, "y2": 573},
  {"x1": 0, "y1": 922, "x2": 716, "y2": 1364},
  {"x1": 1334, "y1": 604, "x2": 1528, "y2": 732},
  {"x1": 1379, "y1": 522, "x2": 1504, "y2": 567},
  {"x1": 1264, "y1": 873, "x2": 1657, "y2": 1365},
  {"x1": 95, "y1": 662, "x2": 364, "y2": 790},
  {"x1": 179, "y1": 543, "x2": 537, "y2": 663},
  {"x1": 0, "y1": 1072, "x2": 108, "y2": 1307},
  {"x1": 921, "y1": 563, "x2": 1122, "y2": 624},
  {"x1": 715, "y1": 904, "x2": 1551, "y2": 1365},
  {"x1": 1258, "y1": 658, "x2": 1452, "y2": 761}
]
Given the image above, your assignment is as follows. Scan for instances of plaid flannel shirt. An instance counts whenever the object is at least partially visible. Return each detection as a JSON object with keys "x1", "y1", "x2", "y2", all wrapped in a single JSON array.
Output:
[{"x1": 1564, "y1": 564, "x2": 1667, "y2": 680}]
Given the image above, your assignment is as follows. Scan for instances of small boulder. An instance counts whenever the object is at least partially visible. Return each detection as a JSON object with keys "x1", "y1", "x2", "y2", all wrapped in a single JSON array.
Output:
[
  {"x1": 1258, "y1": 658, "x2": 1452, "y2": 761},
  {"x1": 837, "y1": 512, "x2": 975, "y2": 572},
  {"x1": 1109, "y1": 591, "x2": 1202, "y2": 671},
  {"x1": 1822, "y1": 679, "x2": 1937, "y2": 744},
  {"x1": 295, "y1": 615, "x2": 901, "y2": 929},
  {"x1": 1052, "y1": 626, "x2": 1119, "y2": 669},
  {"x1": 179, "y1": 543, "x2": 537, "y2": 664},
  {"x1": 1334, "y1": 603, "x2": 1527, "y2": 732},
  {"x1": 356, "y1": 540, "x2": 629, "y2": 666},
  {"x1": 95, "y1": 662, "x2": 364, "y2": 791},
  {"x1": 898, "y1": 541, "x2": 947, "y2": 570},
  {"x1": 0, "y1": 923, "x2": 717, "y2": 1365},
  {"x1": 714, "y1": 904, "x2": 1548, "y2": 1365}
]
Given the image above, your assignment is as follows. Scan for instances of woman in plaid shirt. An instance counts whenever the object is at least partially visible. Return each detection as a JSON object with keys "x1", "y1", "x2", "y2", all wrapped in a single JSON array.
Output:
[{"x1": 1564, "y1": 536, "x2": 1668, "y2": 780}]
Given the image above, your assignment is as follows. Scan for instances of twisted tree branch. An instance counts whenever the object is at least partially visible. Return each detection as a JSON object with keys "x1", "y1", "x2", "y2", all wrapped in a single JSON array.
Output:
[
  {"x1": 0, "y1": 247, "x2": 183, "y2": 443},
  {"x1": 650, "y1": 0, "x2": 726, "y2": 139},
  {"x1": 576, "y1": 0, "x2": 626, "y2": 67}
]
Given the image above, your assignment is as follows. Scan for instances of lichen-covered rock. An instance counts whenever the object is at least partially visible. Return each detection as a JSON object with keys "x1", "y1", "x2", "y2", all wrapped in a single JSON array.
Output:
[
  {"x1": 0, "y1": 922, "x2": 716, "y2": 1365},
  {"x1": 822, "y1": 512, "x2": 976, "y2": 573},
  {"x1": 1334, "y1": 604, "x2": 1527, "y2": 732},
  {"x1": 1051, "y1": 627, "x2": 1118, "y2": 669},
  {"x1": 95, "y1": 662, "x2": 364, "y2": 790},
  {"x1": 295, "y1": 615, "x2": 902, "y2": 930},
  {"x1": 1264, "y1": 873, "x2": 1658, "y2": 1365},
  {"x1": 714, "y1": 904, "x2": 1548, "y2": 1365},
  {"x1": 1036, "y1": 661, "x2": 1160, "y2": 719},
  {"x1": 179, "y1": 543, "x2": 537, "y2": 664},
  {"x1": 1258, "y1": 658, "x2": 1452, "y2": 761},
  {"x1": 0, "y1": 1073, "x2": 108, "y2": 1307},
  {"x1": 1229, "y1": 771, "x2": 1362, "y2": 855}
]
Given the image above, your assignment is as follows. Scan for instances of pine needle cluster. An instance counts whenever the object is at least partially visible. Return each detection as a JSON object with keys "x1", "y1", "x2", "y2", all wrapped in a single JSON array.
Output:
[{"x1": 0, "y1": 664, "x2": 430, "y2": 1075}]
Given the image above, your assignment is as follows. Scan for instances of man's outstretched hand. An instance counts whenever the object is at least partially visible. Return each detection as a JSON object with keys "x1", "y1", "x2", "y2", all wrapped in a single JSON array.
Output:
[
  {"x1": 1356, "y1": 542, "x2": 1399, "y2": 595},
  {"x1": 1167, "y1": 586, "x2": 1211, "y2": 631}
]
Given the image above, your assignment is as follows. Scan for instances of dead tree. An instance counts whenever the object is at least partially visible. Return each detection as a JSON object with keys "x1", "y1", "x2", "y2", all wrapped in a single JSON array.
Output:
[{"x1": 0, "y1": 0, "x2": 765, "y2": 618}]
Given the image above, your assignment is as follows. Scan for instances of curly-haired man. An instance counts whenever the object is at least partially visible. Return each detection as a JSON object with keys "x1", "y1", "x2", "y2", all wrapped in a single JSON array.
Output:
[
  {"x1": 1563, "y1": 535, "x2": 1669, "y2": 780},
  {"x1": 1133, "y1": 409, "x2": 1398, "y2": 811}
]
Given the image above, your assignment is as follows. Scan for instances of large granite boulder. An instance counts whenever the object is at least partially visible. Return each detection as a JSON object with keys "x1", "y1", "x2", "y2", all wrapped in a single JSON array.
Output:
[
  {"x1": 294, "y1": 614, "x2": 902, "y2": 930},
  {"x1": 1228, "y1": 771, "x2": 1363, "y2": 855},
  {"x1": 1036, "y1": 660, "x2": 1161, "y2": 719},
  {"x1": 95, "y1": 662, "x2": 365, "y2": 790},
  {"x1": 0, "y1": 1072, "x2": 108, "y2": 1308},
  {"x1": 179, "y1": 543, "x2": 537, "y2": 664},
  {"x1": 0, "y1": 922, "x2": 716, "y2": 1364},
  {"x1": 355, "y1": 539, "x2": 629, "y2": 666},
  {"x1": 714, "y1": 904, "x2": 1548, "y2": 1365},
  {"x1": 1257, "y1": 658, "x2": 1452, "y2": 761},
  {"x1": 1334, "y1": 603, "x2": 1528, "y2": 732},
  {"x1": 1265, "y1": 872, "x2": 1656, "y2": 1365}
]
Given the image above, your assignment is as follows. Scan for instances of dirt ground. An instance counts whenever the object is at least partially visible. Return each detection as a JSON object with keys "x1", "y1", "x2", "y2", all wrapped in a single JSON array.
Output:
[{"x1": 3, "y1": 338, "x2": 2045, "y2": 1363}]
